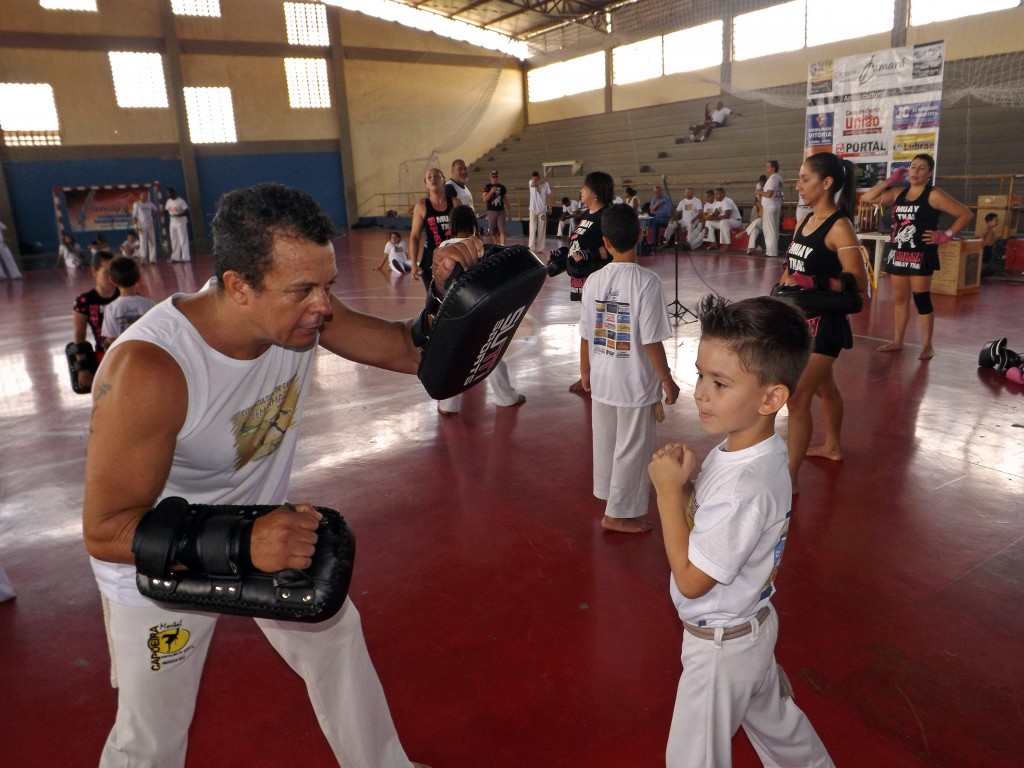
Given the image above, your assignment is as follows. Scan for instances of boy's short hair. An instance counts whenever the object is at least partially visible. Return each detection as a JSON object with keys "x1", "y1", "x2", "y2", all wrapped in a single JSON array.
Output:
[
  {"x1": 985, "y1": 212, "x2": 999, "y2": 223},
  {"x1": 697, "y1": 294, "x2": 811, "y2": 394},
  {"x1": 448, "y1": 205, "x2": 478, "y2": 238},
  {"x1": 109, "y1": 255, "x2": 141, "y2": 288},
  {"x1": 91, "y1": 249, "x2": 116, "y2": 271},
  {"x1": 388, "y1": 230, "x2": 400, "y2": 238},
  {"x1": 561, "y1": 197, "x2": 571, "y2": 205},
  {"x1": 601, "y1": 203, "x2": 640, "y2": 252}
]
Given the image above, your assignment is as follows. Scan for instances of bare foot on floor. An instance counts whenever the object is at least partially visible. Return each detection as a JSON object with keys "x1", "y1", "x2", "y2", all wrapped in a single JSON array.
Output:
[
  {"x1": 569, "y1": 379, "x2": 588, "y2": 395},
  {"x1": 499, "y1": 394, "x2": 527, "y2": 407},
  {"x1": 602, "y1": 515, "x2": 654, "y2": 533},
  {"x1": 806, "y1": 444, "x2": 842, "y2": 461},
  {"x1": 919, "y1": 345, "x2": 935, "y2": 360},
  {"x1": 877, "y1": 342, "x2": 903, "y2": 352}
]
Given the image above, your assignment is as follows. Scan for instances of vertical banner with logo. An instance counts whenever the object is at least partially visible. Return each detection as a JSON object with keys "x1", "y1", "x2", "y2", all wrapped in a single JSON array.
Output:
[{"x1": 805, "y1": 41, "x2": 945, "y2": 188}]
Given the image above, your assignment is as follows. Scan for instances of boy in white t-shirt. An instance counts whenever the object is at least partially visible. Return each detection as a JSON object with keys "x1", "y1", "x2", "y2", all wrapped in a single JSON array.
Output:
[
  {"x1": 580, "y1": 203, "x2": 680, "y2": 533},
  {"x1": 374, "y1": 231, "x2": 413, "y2": 274},
  {"x1": 100, "y1": 256, "x2": 155, "y2": 347},
  {"x1": 648, "y1": 294, "x2": 834, "y2": 768}
]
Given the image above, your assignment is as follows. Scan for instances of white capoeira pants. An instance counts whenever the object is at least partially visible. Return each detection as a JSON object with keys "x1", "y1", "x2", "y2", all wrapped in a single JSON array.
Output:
[
  {"x1": 438, "y1": 359, "x2": 520, "y2": 414},
  {"x1": 762, "y1": 203, "x2": 783, "y2": 257},
  {"x1": 591, "y1": 399, "x2": 657, "y2": 519},
  {"x1": 667, "y1": 605, "x2": 834, "y2": 768},
  {"x1": 664, "y1": 219, "x2": 704, "y2": 250},
  {"x1": 169, "y1": 220, "x2": 190, "y2": 262},
  {"x1": 745, "y1": 218, "x2": 763, "y2": 251},
  {"x1": 99, "y1": 597, "x2": 412, "y2": 768},
  {"x1": 0, "y1": 243, "x2": 21, "y2": 279},
  {"x1": 137, "y1": 225, "x2": 158, "y2": 263},
  {"x1": 705, "y1": 219, "x2": 744, "y2": 246},
  {"x1": 529, "y1": 211, "x2": 547, "y2": 252}
]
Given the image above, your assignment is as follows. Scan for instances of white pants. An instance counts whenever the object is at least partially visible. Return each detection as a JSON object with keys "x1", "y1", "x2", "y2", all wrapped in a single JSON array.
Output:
[
  {"x1": 745, "y1": 218, "x2": 763, "y2": 251},
  {"x1": 705, "y1": 219, "x2": 744, "y2": 245},
  {"x1": 137, "y1": 225, "x2": 158, "y2": 263},
  {"x1": 169, "y1": 219, "x2": 190, "y2": 262},
  {"x1": 99, "y1": 598, "x2": 411, "y2": 768},
  {"x1": 438, "y1": 359, "x2": 519, "y2": 413},
  {"x1": 0, "y1": 243, "x2": 21, "y2": 279},
  {"x1": 557, "y1": 218, "x2": 575, "y2": 238},
  {"x1": 762, "y1": 203, "x2": 783, "y2": 257},
  {"x1": 667, "y1": 606, "x2": 834, "y2": 768},
  {"x1": 591, "y1": 400, "x2": 657, "y2": 519},
  {"x1": 664, "y1": 219, "x2": 704, "y2": 250},
  {"x1": 529, "y1": 210, "x2": 547, "y2": 252}
]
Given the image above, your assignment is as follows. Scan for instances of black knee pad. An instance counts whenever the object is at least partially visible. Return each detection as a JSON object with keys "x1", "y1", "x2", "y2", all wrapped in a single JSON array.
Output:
[{"x1": 912, "y1": 291, "x2": 933, "y2": 315}]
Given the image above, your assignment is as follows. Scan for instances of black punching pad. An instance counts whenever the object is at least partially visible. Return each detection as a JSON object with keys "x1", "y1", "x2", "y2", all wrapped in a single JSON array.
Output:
[
  {"x1": 66, "y1": 341, "x2": 98, "y2": 394},
  {"x1": 134, "y1": 500, "x2": 355, "y2": 624},
  {"x1": 419, "y1": 244, "x2": 546, "y2": 400},
  {"x1": 770, "y1": 283, "x2": 864, "y2": 316}
]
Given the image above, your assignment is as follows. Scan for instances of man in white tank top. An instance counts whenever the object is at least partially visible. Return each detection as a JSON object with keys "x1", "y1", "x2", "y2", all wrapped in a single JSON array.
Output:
[{"x1": 83, "y1": 183, "x2": 481, "y2": 768}]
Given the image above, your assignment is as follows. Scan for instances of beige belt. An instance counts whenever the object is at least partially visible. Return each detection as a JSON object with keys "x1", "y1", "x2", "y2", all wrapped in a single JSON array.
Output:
[{"x1": 683, "y1": 605, "x2": 771, "y2": 642}]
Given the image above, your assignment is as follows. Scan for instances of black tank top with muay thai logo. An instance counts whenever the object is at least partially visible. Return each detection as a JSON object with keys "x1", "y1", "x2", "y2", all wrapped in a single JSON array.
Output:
[
  {"x1": 422, "y1": 195, "x2": 454, "y2": 271},
  {"x1": 888, "y1": 183, "x2": 940, "y2": 272}
]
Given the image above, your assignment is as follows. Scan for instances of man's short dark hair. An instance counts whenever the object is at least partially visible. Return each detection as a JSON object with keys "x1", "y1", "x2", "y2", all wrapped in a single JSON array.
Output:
[
  {"x1": 109, "y1": 255, "x2": 141, "y2": 288},
  {"x1": 985, "y1": 212, "x2": 999, "y2": 223},
  {"x1": 767, "y1": 160, "x2": 779, "y2": 172},
  {"x1": 211, "y1": 183, "x2": 335, "y2": 290},
  {"x1": 697, "y1": 294, "x2": 811, "y2": 394},
  {"x1": 561, "y1": 197, "x2": 571, "y2": 205},
  {"x1": 601, "y1": 203, "x2": 640, "y2": 253}
]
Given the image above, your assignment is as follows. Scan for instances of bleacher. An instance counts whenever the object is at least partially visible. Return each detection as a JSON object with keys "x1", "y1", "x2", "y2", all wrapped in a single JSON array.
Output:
[{"x1": 466, "y1": 95, "x2": 807, "y2": 218}]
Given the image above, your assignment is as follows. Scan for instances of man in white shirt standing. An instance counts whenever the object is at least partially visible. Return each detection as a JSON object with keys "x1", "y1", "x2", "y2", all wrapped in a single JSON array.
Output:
[
  {"x1": 704, "y1": 187, "x2": 743, "y2": 249},
  {"x1": 528, "y1": 170, "x2": 551, "y2": 253},
  {"x1": 131, "y1": 190, "x2": 159, "y2": 264},
  {"x1": 760, "y1": 160, "x2": 784, "y2": 257},
  {"x1": 164, "y1": 187, "x2": 191, "y2": 263},
  {"x1": 445, "y1": 159, "x2": 475, "y2": 210}
]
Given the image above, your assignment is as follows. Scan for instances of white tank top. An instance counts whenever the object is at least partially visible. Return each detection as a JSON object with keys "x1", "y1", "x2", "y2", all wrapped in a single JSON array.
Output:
[{"x1": 90, "y1": 286, "x2": 318, "y2": 606}]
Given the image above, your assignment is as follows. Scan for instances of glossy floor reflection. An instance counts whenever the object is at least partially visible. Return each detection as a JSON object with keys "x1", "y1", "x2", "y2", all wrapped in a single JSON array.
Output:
[{"x1": 1, "y1": 231, "x2": 1022, "y2": 767}]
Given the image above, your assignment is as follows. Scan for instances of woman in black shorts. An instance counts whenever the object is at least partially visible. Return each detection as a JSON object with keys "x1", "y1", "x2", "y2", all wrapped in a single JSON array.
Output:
[
  {"x1": 779, "y1": 152, "x2": 867, "y2": 492},
  {"x1": 860, "y1": 153, "x2": 972, "y2": 360}
]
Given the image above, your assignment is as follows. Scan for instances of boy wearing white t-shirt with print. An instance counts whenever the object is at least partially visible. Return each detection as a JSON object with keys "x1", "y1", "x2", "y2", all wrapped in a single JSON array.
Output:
[
  {"x1": 580, "y1": 203, "x2": 680, "y2": 533},
  {"x1": 648, "y1": 294, "x2": 834, "y2": 768}
]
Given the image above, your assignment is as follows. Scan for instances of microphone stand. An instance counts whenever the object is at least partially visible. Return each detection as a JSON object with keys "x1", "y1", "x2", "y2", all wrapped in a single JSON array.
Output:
[{"x1": 667, "y1": 237, "x2": 697, "y2": 323}]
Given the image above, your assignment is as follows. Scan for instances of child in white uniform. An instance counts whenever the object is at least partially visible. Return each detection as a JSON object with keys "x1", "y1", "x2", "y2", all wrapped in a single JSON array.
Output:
[
  {"x1": 648, "y1": 294, "x2": 834, "y2": 768},
  {"x1": 436, "y1": 206, "x2": 526, "y2": 415},
  {"x1": 374, "y1": 231, "x2": 413, "y2": 274},
  {"x1": 580, "y1": 203, "x2": 680, "y2": 533}
]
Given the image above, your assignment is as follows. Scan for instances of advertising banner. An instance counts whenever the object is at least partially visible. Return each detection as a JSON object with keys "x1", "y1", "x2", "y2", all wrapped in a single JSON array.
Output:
[{"x1": 804, "y1": 41, "x2": 945, "y2": 187}]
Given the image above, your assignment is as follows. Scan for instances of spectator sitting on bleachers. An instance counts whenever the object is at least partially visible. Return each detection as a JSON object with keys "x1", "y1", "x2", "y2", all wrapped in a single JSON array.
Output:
[
  {"x1": 703, "y1": 188, "x2": 743, "y2": 249},
  {"x1": 688, "y1": 101, "x2": 740, "y2": 142}
]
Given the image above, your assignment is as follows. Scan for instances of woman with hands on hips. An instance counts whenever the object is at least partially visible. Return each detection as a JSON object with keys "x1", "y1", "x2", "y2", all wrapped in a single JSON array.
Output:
[{"x1": 860, "y1": 153, "x2": 972, "y2": 360}]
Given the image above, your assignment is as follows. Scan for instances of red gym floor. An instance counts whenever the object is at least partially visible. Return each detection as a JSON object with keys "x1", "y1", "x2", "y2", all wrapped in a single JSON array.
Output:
[{"x1": 1, "y1": 230, "x2": 1022, "y2": 767}]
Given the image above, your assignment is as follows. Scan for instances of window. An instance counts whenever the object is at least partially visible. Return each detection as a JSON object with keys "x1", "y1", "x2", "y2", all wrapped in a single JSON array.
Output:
[
  {"x1": 0, "y1": 83, "x2": 61, "y2": 146},
  {"x1": 664, "y1": 21, "x2": 724, "y2": 75},
  {"x1": 911, "y1": 0, "x2": 1019, "y2": 24},
  {"x1": 808, "y1": 0, "x2": 895, "y2": 46},
  {"x1": 40, "y1": 0, "x2": 96, "y2": 10},
  {"x1": 108, "y1": 52, "x2": 169, "y2": 109},
  {"x1": 528, "y1": 52, "x2": 606, "y2": 103},
  {"x1": 171, "y1": 0, "x2": 221, "y2": 17},
  {"x1": 613, "y1": 37, "x2": 663, "y2": 86},
  {"x1": 285, "y1": 2, "x2": 330, "y2": 46},
  {"x1": 183, "y1": 87, "x2": 236, "y2": 143},
  {"x1": 733, "y1": 1, "x2": 805, "y2": 61},
  {"x1": 285, "y1": 58, "x2": 331, "y2": 108}
]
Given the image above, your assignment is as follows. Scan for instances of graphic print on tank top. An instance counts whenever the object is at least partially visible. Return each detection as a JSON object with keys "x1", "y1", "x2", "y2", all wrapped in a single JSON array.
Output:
[{"x1": 230, "y1": 374, "x2": 302, "y2": 469}]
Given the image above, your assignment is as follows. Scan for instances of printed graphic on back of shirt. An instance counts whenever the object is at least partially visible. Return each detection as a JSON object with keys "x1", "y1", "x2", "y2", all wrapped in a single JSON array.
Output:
[{"x1": 593, "y1": 298, "x2": 632, "y2": 357}]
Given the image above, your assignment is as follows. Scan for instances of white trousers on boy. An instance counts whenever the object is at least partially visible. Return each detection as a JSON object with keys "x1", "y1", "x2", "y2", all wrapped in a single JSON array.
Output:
[
  {"x1": 667, "y1": 605, "x2": 834, "y2": 768},
  {"x1": 438, "y1": 359, "x2": 520, "y2": 414},
  {"x1": 591, "y1": 400, "x2": 657, "y2": 519},
  {"x1": 99, "y1": 597, "x2": 412, "y2": 768}
]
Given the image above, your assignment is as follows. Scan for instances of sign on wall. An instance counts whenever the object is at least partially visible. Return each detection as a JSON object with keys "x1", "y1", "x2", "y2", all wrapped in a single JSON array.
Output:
[{"x1": 805, "y1": 41, "x2": 945, "y2": 187}]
